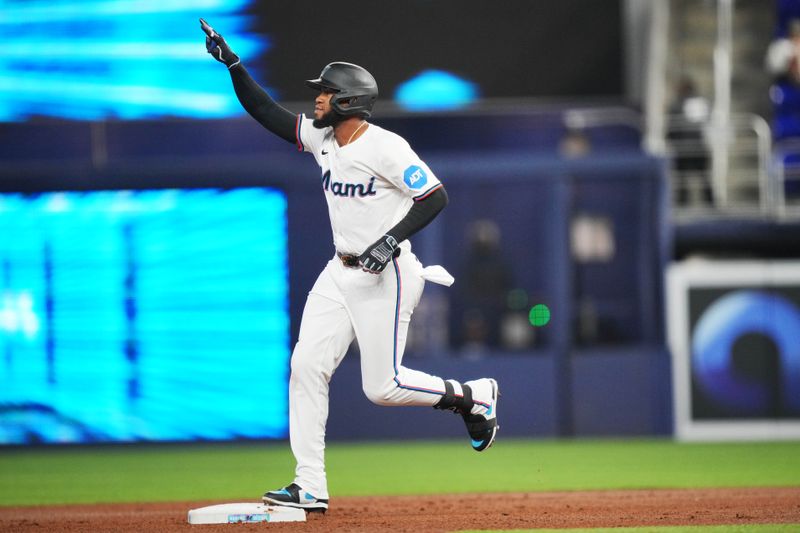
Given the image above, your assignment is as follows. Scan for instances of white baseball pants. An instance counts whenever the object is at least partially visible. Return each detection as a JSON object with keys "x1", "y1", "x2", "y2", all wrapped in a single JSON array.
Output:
[{"x1": 288, "y1": 250, "x2": 449, "y2": 499}]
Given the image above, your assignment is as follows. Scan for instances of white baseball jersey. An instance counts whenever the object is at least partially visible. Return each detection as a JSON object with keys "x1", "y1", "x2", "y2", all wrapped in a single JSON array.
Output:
[{"x1": 295, "y1": 114, "x2": 442, "y2": 254}]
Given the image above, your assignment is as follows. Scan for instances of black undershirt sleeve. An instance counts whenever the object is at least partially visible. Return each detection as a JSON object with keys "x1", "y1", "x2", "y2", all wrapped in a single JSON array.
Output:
[
  {"x1": 229, "y1": 64, "x2": 297, "y2": 144},
  {"x1": 386, "y1": 186, "x2": 449, "y2": 244}
]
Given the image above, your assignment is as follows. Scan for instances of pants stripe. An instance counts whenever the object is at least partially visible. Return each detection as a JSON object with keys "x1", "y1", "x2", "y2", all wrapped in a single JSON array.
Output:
[
  {"x1": 390, "y1": 257, "x2": 491, "y2": 410},
  {"x1": 391, "y1": 257, "x2": 446, "y2": 396}
]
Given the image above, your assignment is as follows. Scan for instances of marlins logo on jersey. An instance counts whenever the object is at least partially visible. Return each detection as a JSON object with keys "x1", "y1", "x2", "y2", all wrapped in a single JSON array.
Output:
[{"x1": 321, "y1": 171, "x2": 377, "y2": 198}]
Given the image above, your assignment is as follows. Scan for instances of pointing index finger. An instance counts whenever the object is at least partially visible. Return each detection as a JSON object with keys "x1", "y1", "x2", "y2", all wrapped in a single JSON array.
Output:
[{"x1": 199, "y1": 18, "x2": 216, "y2": 38}]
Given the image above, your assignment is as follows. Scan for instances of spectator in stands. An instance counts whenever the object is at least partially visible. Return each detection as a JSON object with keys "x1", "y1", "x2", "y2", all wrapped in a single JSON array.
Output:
[
  {"x1": 667, "y1": 76, "x2": 712, "y2": 206},
  {"x1": 766, "y1": 18, "x2": 800, "y2": 85},
  {"x1": 457, "y1": 220, "x2": 514, "y2": 356},
  {"x1": 765, "y1": 18, "x2": 800, "y2": 140},
  {"x1": 559, "y1": 127, "x2": 592, "y2": 158}
]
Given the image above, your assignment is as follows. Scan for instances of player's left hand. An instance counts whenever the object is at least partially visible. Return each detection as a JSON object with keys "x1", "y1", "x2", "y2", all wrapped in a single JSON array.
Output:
[
  {"x1": 359, "y1": 235, "x2": 400, "y2": 274},
  {"x1": 199, "y1": 18, "x2": 240, "y2": 69}
]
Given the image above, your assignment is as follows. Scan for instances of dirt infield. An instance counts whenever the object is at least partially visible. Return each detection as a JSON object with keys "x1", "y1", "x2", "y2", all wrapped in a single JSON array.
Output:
[{"x1": 2, "y1": 487, "x2": 798, "y2": 532}]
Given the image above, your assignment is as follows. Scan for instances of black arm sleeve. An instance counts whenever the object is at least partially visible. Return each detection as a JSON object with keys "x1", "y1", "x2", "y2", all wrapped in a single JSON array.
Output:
[
  {"x1": 229, "y1": 64, "x2": 297, "y2": 144},
  {"x1": 386, "y1": 186, "x2": 449, "y2": 243}
]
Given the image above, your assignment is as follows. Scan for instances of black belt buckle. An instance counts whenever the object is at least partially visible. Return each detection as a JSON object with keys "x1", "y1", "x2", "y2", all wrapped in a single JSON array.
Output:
[{"x1": 337, "y1": 252, "x2": 360, "y2": 268}]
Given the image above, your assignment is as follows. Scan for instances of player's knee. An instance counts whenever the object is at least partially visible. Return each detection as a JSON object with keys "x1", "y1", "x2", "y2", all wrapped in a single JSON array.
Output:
[
  {"x1": 362, "y1": 380, "x2": 399, "y2": 406},
  {"x1": 290, "y1": 344, "x2": 319, "y2": 380}
]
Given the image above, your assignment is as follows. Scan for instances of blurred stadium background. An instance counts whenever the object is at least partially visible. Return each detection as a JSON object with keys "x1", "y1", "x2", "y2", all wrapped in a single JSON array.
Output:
[{"x1": 1, "y1": 0, "x2": 800, "y2": 449}]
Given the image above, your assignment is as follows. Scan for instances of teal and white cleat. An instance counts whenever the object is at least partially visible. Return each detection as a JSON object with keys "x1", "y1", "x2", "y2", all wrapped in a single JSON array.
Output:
[
  {"x1": 262, "y1": 483, "x2": 328, "y2": 513},
  {"x1": 462, "y1": 378, "x2": 499, "y2": 451}
]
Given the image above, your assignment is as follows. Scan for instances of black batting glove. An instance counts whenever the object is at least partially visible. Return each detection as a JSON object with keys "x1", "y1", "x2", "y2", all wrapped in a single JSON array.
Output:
[
  {"x1": 200, "y1": 18, "x2": 240, "y2": 69},
  {"x1": 359, "y1": 235, "x2": 400, "y2": 274}
]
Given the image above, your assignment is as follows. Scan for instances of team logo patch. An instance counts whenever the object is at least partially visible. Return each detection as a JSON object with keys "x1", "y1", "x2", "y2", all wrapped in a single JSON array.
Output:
[{"x1": 403, "y1": 165, "x2": 428, "y2": 190}]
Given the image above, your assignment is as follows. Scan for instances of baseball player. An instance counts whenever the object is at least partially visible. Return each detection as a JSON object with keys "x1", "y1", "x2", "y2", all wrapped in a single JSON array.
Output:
[{"x1": 201, "y1": 19, "x2": 499, "y2": 513}]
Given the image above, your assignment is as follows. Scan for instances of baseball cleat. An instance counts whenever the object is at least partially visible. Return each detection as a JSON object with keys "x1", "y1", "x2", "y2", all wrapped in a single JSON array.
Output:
[
  {"x1": 462, "y1": 378, "x2": 499, "y2": 451},
  {"x1": 262, "y1": 483, "x2": 328, "y2": 513}
]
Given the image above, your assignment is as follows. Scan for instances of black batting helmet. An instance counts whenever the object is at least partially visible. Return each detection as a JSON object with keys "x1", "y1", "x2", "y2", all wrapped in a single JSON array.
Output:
[{"x1": 305, "y1": 62, "x2": 378, "y2": 117}]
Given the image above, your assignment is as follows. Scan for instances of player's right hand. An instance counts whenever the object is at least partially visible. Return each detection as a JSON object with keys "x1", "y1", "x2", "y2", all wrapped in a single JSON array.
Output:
[
  {"x1": 200, "y1": 18, "x2": 240, "y2": 69},
  {"x1": 359, "y1": 234, "x2": 400, "y2": 275}
]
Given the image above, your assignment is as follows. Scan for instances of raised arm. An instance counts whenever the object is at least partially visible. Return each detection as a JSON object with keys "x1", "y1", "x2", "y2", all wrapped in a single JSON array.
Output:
[{"x1": 200, "y1": 18, "x2": 297, "y2": 144}]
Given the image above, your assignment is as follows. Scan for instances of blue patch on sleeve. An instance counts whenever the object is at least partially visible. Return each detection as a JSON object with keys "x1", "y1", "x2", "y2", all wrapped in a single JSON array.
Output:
[{"x1": 403, "y1": 165, "x2": 428, "y2": 190}]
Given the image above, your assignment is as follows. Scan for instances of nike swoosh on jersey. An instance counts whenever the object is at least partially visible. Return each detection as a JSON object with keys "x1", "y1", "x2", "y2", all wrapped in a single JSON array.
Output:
[{"x1": 321, "y1": 149, "x2": 329, "y2": 155}]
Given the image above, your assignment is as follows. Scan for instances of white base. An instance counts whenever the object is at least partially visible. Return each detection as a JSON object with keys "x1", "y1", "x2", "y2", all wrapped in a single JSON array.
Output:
[{"x1": 188, "y1": 503, "x2": 307, "y2": 524}]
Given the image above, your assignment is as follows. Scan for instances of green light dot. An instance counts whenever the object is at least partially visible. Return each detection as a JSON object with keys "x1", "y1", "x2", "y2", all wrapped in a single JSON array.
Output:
[{"x1": 529, "y1": 304, "x2": 551, "y2": 327}]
